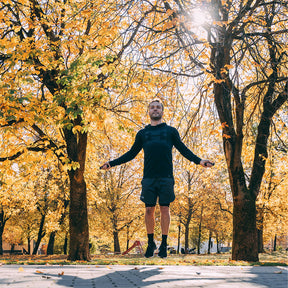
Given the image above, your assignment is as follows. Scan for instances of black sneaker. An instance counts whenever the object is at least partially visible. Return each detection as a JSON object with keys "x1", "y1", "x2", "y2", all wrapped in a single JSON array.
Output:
[
  {"x1": 158, "y1": 244, "x2": 167, "y2": 258},
  {"x1": 144, "y1": 242, "x2": 157, "y2": 258}
]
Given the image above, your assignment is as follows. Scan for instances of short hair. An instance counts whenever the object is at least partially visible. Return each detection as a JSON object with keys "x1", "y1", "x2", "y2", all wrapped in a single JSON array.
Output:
[{"x1": 148, "y1": 99, "x2": 164, "y2": 110}]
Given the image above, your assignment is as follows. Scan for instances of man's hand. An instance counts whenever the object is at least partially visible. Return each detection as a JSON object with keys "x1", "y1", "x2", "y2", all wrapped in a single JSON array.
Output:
[
  {"x1": 200, "y1": 160, "x2": 215, "y2": 168},
  {"x1": 100, "y1": 162, "x2": 111, "y2": 170}
]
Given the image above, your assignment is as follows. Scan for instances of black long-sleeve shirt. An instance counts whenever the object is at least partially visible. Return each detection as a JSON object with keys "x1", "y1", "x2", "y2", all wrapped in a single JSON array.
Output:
[{"x1": 109, "y1": 123, "x2": 201, "y2": 179}]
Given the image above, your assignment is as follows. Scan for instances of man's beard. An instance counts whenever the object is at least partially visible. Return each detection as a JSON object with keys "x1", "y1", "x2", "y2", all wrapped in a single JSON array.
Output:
[{"x1": 150, "y1": 114, "x2": 162, "y2": 121}]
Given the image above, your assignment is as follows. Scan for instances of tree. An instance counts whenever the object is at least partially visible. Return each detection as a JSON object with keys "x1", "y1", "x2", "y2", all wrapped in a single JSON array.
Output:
[
  {"x1": 256, "y1": 144, "x2": 287, "y2": 252},
  {"x1": 172, "y1": 170, "x2": 199, "y2": 253},
  {"x1": 88, "y1": 120, "x2": 144, "y2": 253},
  {"x1": 0, "y1": 162, "x2": 33, "y2": 254},
  {"x1": 0, "y1": 0, "x2": 155, "y2": 260},
  {"x1": 126, "y1": 0, "x2": 287, "y2": 261},
  {"x1": 207, "y1": 0, "x2": 287, "y2": 261},
  {"x1": 257, "y1": 138, "x2": 288, "y2": 252}
]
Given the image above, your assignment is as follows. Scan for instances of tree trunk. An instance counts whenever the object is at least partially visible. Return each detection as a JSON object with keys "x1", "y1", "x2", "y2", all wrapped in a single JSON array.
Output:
[
  {"x1": 0, "y1": 223, "x2": 3, "y2": 255},
  {"x1": 68, "y1": 177, "x2": 90, "y2": 260},
  {"x1": 47, "y1": 231, "x2": 56, "y2": 255},
  {"x1": 184, "y1": 191, "x2": 194, "y2": 253},
  {"x1": 232, "y1": 197, "x2": 258, "y2": 261},
  {"x1": 177, "y1": 222, "x2": 181, "y2": 254},
  {"x1": 208, "y1": 230, "x2": 212, "y2": 254},
  {"x1": 10, "y1": 244, "x2": 15, "y2": 254},
  {"x1": 257, "y1": 229, "x2": 264, "y2": 253},
  {"x1": 32, "y1": 213, "x2": 46, "y2": 255},
  {"x1": 126, "y1": 226, "x2": 130, "y2": 251},
  {"x1": 113, "y1": 231, "x2": 121, "y2": 253},
  {"x1": 47, "y1": 199, "x2": 68, "y2": 256},
  {"x1": 273, "y1": 235, "x2": 277, "y2": 251},
  {"x1": 64, "y1": 122, "x2": 90, "y2": 261},
  {"x1": 27, "y1": 237, "x2": 31, "y2": 255},
  {"x1": 197, "y1": 205, "x2": 203, "y2": 255},
  {"x1": 197, "y1": 222, "x2": 201, "y2": 255},
  {"x1": 184, "y1": 223, "x2": 189, "y2": 253},
  {"x1": 0, "y1": 209, "x2": 7, "y2": 255},
  {"x1": 257, "y1": 209, "x2": 265, "y2": 253},
  {"x1": 63, "y1": 234, "x2": 68, "y2": 255},
  {"x1": 216, "y1": 234, "x2": 220, "y2": 254}
]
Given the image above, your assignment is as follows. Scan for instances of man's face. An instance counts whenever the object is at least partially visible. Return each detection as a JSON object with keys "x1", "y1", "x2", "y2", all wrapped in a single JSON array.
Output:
[{"x1": 149, "y1": 101, "x2": 163, "y2": 121}]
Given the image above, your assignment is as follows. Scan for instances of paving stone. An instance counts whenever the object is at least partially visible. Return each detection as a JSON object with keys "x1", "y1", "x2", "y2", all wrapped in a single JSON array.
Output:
[{"x1": 0, "y1": 265, "x2": 287, "y2": 288}]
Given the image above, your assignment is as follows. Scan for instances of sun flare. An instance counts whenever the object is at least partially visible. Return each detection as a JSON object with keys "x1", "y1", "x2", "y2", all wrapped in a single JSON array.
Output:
[{"x1": 191, "y1": 8, "x2": 211, "y2": 26}]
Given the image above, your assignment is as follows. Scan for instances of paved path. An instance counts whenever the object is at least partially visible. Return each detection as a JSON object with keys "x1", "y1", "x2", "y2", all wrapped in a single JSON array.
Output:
[{"x1": 0, "y1": 265, "x2": 287, "y2": 288}]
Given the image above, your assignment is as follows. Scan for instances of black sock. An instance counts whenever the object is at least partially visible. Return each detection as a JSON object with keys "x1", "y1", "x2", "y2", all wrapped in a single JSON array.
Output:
[
  {"x1": 148, "y1": 233, "x2": 154, "y2": 244},
  {"x1": 161, "y1": 234, "x2": 167, "y2": 246}
]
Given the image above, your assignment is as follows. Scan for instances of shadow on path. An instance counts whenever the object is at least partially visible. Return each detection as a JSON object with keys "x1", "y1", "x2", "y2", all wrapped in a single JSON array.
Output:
[
  {"x1": 0, "y1": 265, "x2": 286, "y2": 288},
  {"x1": 43, "y1": 266, "x2": 197, "y2": 287}
]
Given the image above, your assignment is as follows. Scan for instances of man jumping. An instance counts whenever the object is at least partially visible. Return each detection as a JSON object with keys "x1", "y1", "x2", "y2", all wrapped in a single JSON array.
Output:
[{"x1": 100, "y1": 100, "x2": 214, "y2": 258}]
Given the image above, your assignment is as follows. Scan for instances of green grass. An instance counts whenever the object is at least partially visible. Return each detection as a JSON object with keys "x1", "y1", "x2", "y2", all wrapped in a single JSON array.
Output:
[{"x1": 0, "y1": 251, "x2": 287, "y2": 266}]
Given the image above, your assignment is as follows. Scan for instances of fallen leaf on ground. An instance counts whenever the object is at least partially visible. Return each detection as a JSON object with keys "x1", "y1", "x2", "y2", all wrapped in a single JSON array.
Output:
[
  {"x1": 58, "y1": 271, "x2": 64, "y2": 276},
  {"x1": 18, "y1": 267, "x2": 24, "y2": 272},
  {"x1": 36, "y1": 270, "x2": 44, "y2": 274}
]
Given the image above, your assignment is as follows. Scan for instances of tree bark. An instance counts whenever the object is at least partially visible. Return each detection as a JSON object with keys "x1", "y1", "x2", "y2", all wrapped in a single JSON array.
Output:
[
  {"x1": 212, "y1": 39, "x2": 259, "y2": 261},
  {"x1": 197, "y1": 221, "x2": 202, "y2": 255},
  {"x1": 216, "y1": 234, "x2": 220, "y2": 254},
  {"x1": 64, "y1": 118, "x2": 90, "y2": 261},
  {"x1": 47, "y1": 231, "x2": 56, "y2": 255},
  {"x1": 257, "y1": 229, "x2": 264, "y2": 253},
  {"x1": 257, "y1": 210, "x2": 265, "y2": 253},
  {"x1": 126, "y1": 225, "x2": 130, "y2": 251},
  {"x1": 10, "y1": 244, "x2": 15, "y2": 254},
  {"x1": 27, "y1": 237, "x2": 31, "y2": 255},
  {"x1": 0, "y1": 233, "x2": 3, "y2": 255},
  {"x1": 32, "y1": 213, "x2": 46, "y2": 255},
  {"x1": 197, "y1": 205, "x2": 203, "y2": 255},
  {"x1": 273, "y1": 235, "x2": 277, "y2": 251},
  {"x1": 68, "y1": 177, "x2": 90, "y2": 260},
  {"x1": 183, "y1": 173, "x2": 195, "y2": 253},
  {"x1": 47, "y1": 198, "x2": 68, "y2": 256},
  {"x1": 232, "y1": 197, "x2": 258, "y2": 261},
  {"x1": 113, "y1": 230, "x2": 121, "y2": 253},
  {"x1": 184, "y1": 222, "x2": 190, "y2": 253},
  {"x1": 208, "y1": 230, "x2": 212, "y2": 254},
  {"x1": 177, "y1": 222, "x2": 181, "y2": 254},
  {"x1": 0, "y1": 210, "x2": 5, "y2": 255},
  {"x1": 63, "y1": 234, "x2": 68, "y2": 255}
]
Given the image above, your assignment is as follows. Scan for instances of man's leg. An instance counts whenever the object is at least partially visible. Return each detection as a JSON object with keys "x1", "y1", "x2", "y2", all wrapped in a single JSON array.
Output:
[
  {"x1": 144, "y1": 206, "x2": 157, "y2": 258},
  {"x1": 158, "y1": 205, "x2": 170, "y2": 258},
  {"x1": 145, "y1": 206, "x2": 156, "y2": 234},
  {"x1": 160, "y1": 205, "x2": 170, "y2": 235}
]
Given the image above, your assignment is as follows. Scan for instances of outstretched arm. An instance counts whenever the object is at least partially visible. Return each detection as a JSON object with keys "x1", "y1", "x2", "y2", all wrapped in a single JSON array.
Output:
[
  {"x1": 100, "y1": 131, "x2": 143, "y2": 170},
  {"x1": 172, "y1": 128, "x2": 214, "y2": 167}
]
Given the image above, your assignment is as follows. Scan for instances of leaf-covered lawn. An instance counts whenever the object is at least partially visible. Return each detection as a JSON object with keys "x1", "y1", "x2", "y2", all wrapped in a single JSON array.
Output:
[{"x1": 0, "y1": 252, "x2": 287, "y2": 266}]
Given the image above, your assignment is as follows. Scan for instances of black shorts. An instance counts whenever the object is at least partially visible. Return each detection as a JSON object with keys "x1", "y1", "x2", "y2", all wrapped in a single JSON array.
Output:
[{"x1": 140, "y1": 177, "x2": 175, "y2": 206}]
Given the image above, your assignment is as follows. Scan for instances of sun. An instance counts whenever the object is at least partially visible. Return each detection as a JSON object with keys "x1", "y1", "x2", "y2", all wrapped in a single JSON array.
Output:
[{"x1": 191, "y1": 8, "x2": 211, "y2": 26}]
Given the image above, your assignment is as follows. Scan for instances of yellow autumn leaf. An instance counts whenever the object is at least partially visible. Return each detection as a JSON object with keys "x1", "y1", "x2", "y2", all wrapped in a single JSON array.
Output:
[{"x1": 36, "y1": 270, "x2": 44, "y2": 274}]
